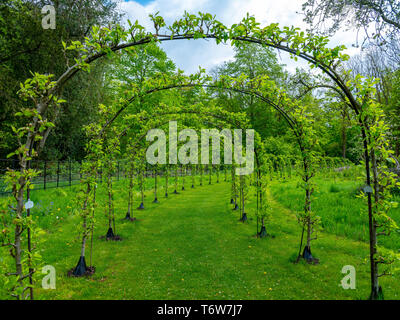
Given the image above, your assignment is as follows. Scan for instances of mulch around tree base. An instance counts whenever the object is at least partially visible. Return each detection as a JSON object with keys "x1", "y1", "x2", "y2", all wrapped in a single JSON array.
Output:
[
  {"x1": 295, "y1": 256, "x2": 320, "y2": 265},
  {"x1": 256, "y1": 232, "x2": 276, "y2": 239},
  {"x1": 99, "y1": 235, "x2": 123, "y2": 241},
  {"x1": 123, "y1": 216, "x2": 137, "y2": 222},
  {"x1": 67, "y1": 266, "x2": 96, "y2": 277},
  {"x1": 306, "y1": 257, "x2": 320, "y2": 265}
]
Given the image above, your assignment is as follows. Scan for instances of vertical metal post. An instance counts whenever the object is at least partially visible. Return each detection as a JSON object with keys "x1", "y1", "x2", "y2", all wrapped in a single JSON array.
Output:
[
  {"x1": 43, "y1": 160, "x2": 47, "y2": 190},
  {"x1": 26, "y1": 159, "x2": 33, "y2": 300},
  {"x1": 57, "y1": 160, "x2": 60, "y2": 187},
  {"x1": 69, "y1": 159, "x2": 72, "y2": 186}
]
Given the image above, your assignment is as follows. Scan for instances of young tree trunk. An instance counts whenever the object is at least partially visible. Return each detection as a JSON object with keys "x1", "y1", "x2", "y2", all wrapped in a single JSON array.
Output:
[
  {"x1": 299, "y1": 155, "x2": 315, "y2": 262},
  {"x1": 231, "y1": 166, "x2": 238, "y2": 209},
  {"x1": 154, "y1": 170, "x2": 158, "y2": 202},
  {"x1": 73, "y1": 182, "x2": 91, "y2": 276},
  {"x1": 239, "y1": 175, "x2": 243, "y2": 218},
  {"x1": 359, "y1": 119, "x2": 380, "y2": 299},
  {"x1": 80, "y1": 186, "x2": 90, "y2": 258},
  {"x1": 127, "y1": 191, "x2": 132, "y2": 216},
  {"x1": 11, "y1": 110, "x2": 44, "y2": 297},
  {"x1": 79, "y1": 227, "x2": 87, "y2": 257},
  {"x1": 341, "y1": 108, "x2": 347, "y2": 159},
  {"x1": 141, "y1": 171, "x2": 144, "y2": 204},
  {"x1": 174, "y1": 166, "x2": 178, "y2": 193},
  {"x1": 14, "y1": 223, "x2": 23, "y2": 290},
  {"x1": 165, "y1": 168, "x2": 169, "y2": 197},
  {"x1": 14, "y1": 166, "x2": 27, "y2": 298},
  {"x1": 191, "y1": 165, "x2": 195, "y2": 188},
  {"x1": 105, "y1": 173, "x2": 115, "y2": 236},
  {"x1": 239, "y1": 175, "x2": 247, "y2": 221},
  {"x1": 126, "y1": 170, "x2": 134, "y2": 219},
  {"x1": 256, "y1": 170, "x2": 259, "y2": 217},
  {"x1": 305, "y1": 187, "x2": 312, "y2": 249},
  {"x1": 243, "y1": 180, "x2": 246, "y2": 218},
  {"x1": 107, "y1": 174, "x2": 115, "y2": 232},
  {"x1": 89, "y1": 183, "x2": 96, "y2": 267},
  {"x1": 182, "y1": 166, "x2": 185, "y2": 190},
  {"x1": 369, "y1": 149, "x2": 380, "y2": 299}
]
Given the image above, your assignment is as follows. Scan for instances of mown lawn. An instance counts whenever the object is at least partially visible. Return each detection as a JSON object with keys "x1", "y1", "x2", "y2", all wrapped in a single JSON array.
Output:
[{"x1": 1, "y1": 173, "x2": 400, "y2": 300}]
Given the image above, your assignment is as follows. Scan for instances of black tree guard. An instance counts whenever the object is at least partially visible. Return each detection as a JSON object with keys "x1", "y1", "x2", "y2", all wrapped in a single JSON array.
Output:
[
  {"x1": 301, "y1": 245, "x2": 319, "y2": 264},
  {"x1": 124, "y1": 211, "x2": 132, "y2": 220},
  {"x1": 106, "y1": 227, "x2": 115, "y2": 239},
  {"x1": 72, "y1": 256, "x2": 87, "y2": 276},
  {"x1": 240, "y1": 213, "x2": 248, "y2": 222},
  {"x1": 137, "y1": 202, "x2": 145, "y2": 210},
  {"x1": 258, "y1": 225, "x2": 267, "y2": 238}
]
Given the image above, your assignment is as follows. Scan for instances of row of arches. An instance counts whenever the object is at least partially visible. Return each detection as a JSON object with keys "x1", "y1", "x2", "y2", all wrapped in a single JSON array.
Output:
[{"x1": 7, "y1": 12, "x2": 397, "y2": 299}]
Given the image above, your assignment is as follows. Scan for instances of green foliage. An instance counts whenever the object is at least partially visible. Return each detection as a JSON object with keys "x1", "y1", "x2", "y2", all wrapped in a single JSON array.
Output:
[
  {"x1": 0, "y1": 0, "x2": 120, "y2": 160},
  {"x1": 352, "y1": 74, "x2": 400, "y2": 276},
  {"x1": 0, "y1": 71, "x2": 66, "y2": 299},
  {"x1": 2, "y1": 8, "x2": 400, "y2": 300}
]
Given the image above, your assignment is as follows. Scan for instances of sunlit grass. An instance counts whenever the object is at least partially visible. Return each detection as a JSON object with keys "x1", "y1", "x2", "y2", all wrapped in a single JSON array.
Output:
[
  {"x1": 1, "y1": 172, "x2": 399, "y2": 300},
  {"x1": 270, "y1": 174, "x2": 400, "y2": 250}
]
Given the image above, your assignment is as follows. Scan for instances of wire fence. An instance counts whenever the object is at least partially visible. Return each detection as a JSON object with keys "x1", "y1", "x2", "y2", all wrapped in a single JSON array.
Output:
[
  {"x1": 2, "y1": 157, "x2": 385, "y2": 197},
  {"x1": 0, "y1": 159, "x2": 132, "y2": 196},
  {"x1": 0, "y1": 159, "x2": 216, "y2": 196}
]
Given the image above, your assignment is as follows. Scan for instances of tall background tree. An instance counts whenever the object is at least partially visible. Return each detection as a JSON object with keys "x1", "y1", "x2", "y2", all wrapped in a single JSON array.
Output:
[
  {"x1": 0, "y1": 0, "x2": 120, "y2": 160},
  {"x1": 302, "y1": 0, "x2": 400, "y2": 64},
  {"x1": 302, "y1": 0, "x2": 400, "y2": 159}
]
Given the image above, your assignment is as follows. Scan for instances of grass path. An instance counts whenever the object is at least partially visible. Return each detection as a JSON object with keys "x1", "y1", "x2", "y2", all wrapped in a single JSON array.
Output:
[{"x1": 36, "y1": 180, "x2": 400, "y2": 300}]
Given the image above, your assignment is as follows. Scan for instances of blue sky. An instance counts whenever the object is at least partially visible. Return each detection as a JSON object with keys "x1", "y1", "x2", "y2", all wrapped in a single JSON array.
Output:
[
  {"x1": 124, "y1": 0, "x2": 153, "y2": 5},
  {"x1": 116, "y1": 0, "x2": 361, "y2": 75}
]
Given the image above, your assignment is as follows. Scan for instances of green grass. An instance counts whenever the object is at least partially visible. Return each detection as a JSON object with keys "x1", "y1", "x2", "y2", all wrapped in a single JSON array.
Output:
[
  {"x1": 269, "y1": 174, "x2": 400, "y2": 250},
  {"x1": 1, "y1": 173, "x2": 400, "y2": 300}
]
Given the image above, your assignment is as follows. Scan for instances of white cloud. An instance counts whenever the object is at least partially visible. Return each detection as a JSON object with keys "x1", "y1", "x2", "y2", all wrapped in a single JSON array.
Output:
[{"x1": 115, "y1": 0, "x2": 361, "y2": 75}]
